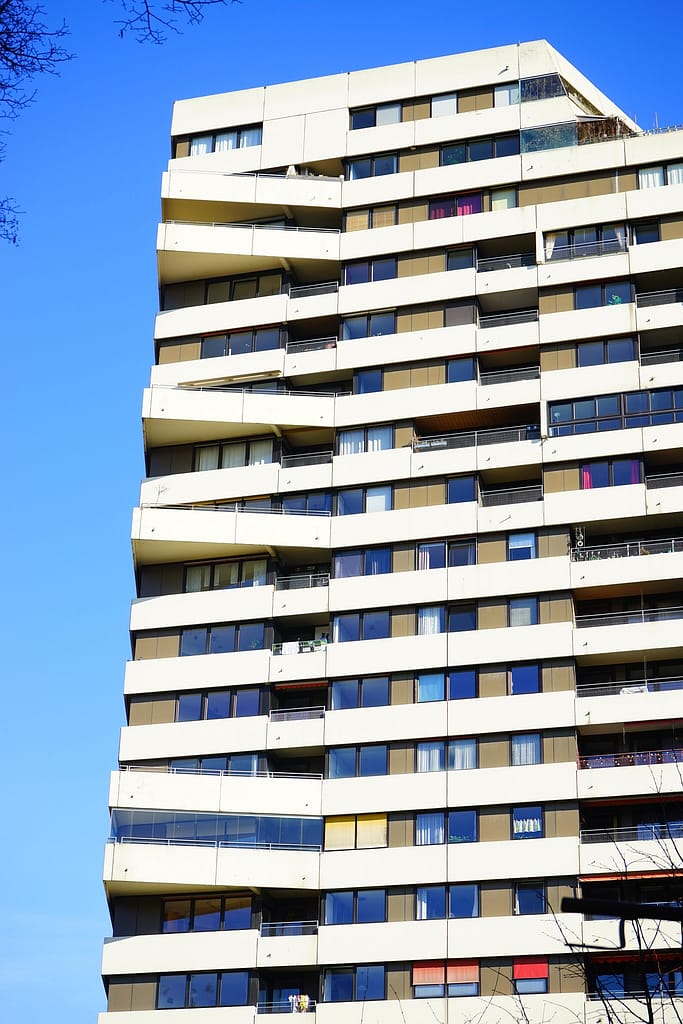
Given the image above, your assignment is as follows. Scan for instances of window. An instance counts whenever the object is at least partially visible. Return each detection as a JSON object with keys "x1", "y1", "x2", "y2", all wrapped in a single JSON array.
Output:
[
  {"x1": 324, "y1": 814, "x2": 387, "y2": 851},
  {"x1": 417, "y1": 885, "x2": 447, "y2": 920},
  {"x1": 495, "y1": 82, "x2": 520, "y2": 106},
  {"x1": 450, "y1": 883, "x2": 479, "y2": 918},
  {"x1": 350, "y1": 103, "x2": 402, "y2": 129},
  {"x1": 550, "y1": 387, "x2": 683, "y2": 436},
  {"x1": 344, "y1": 257, "x2": 397, "y2": 284},
  {"x1": 447, "y1": 475, "x2": 476, "y2": 503},
  {"x1": 417, "y1": 672, "x2": 445, "y2": 703},
  {"x1": 354, "y1": 368, "x2": 383, "y2": 394},
  {"x1": 337, "y1": 425, "x2": 393, "y2": 455},
  {"x1": 332, "y1": 611, "x2": 390, "y2": 642},
  {"x1": 347, "y1": 154, "x2": 398, "y2": 179},
  {"x1": 325, "y1": 891, "x2": 353, "y2": 924},
  {"x1": 342, "y1": 311, "x2": 396, "y2": 339},
  {"x1": 449, "y1": 669, "x2": 477, "y2": 700},
  {"x1": 181, "y1": 124, "x2": 262, "y2": 156},
  {"x1": 512, "y1": 806, "x2": 543, "y2": 839},
  {"x1": 575, "y1": 280, "x2": 632, "y2": 308},
  {"x1": 511, "y1": 733, "x2": 542, "y2": 766},
  {"x1": 441, "y1": 134, "x2": 519, "y2": 165},
  {"x1": 328, "y1": 745, "x2": 388, "y2": 778},
  {"x1": 163, "y1": 273, "x2": 282, "y2": 311},
  {"x1": 179, "y1": 622, "x2": 266, "y2": 656},
  {"x1": 513, "y1": 957, "x2": 548, "y2": 993},
  {"x1": 448, "y1": 810, "x2": 477, "y2": 843},
  {"x1": 509, "y1": 597, "x2": 538, "y2": 627},
  {"x1": 330, "y1": 675, "x2": 390, "y2": 709},
  {"x1": 324, "y1": 966, "x2": 385, "y2": 1001},
  {"x1": 185, "y1": 557, "x2": 268, "y2": 592},
  {"x1": 157, "y1": 973, "x2": 248, "y2": 1009},
  {"x1": 193, "y1": 438, "x2": 274, "y2": 472},
  {"x1": 521, "y1": 74, "x2": 565, "y2": 102},
  {"x1": 447, "y1": 356, "x2": 476, "y2": 382},
  {"x1": 325, "y1": 889, "x2": 387, "y2": 924},
  {"x1": 508, "y1": 532, "x2": 536, "y2": 561},
  {"x1": 416, "y1": 812, "x2": 445, "y2": 845},
  {"x1": 545, "y1": 223, "x2": 626, "y2": 260},
  {"x1": 515, "y1": 882, "x2": 545, "y2": 915},
  {"x1": 449, "y1": 738, "x2": 477, "y2": 770},
  {"x1": 112, "y1": 809, "x2": 322, "y2": 850},
  {"x1": 490, "y1": 187, "x2": 517, "y2": 211},
  {"x1": 429, "y1": 192, "x2": 483, "y2": 219},
  {"x1": 449, "y1": 603, "x2": 476, "y2": 632},
  {"x1": 633, "y1": 221, "x2": 660, "y2": 245},
  {"x1": 449, "y1": 539, "x2": 476, "y2": 566},
  {"x1": 638, "y1": 162, "x2": 683, "y2": 188},
  {"x1": 580, "y1": 458, "x2": 643, "y2": 489},
  {"x1": 431, "y1": 92, "x2": 457, "y2": 117},
  {"x1": 337, "y1": 485, "x2": 392, "y2": 515},
  {"x1": 413, "y1": 961, "x2": 479, "y2": 998},
  {"x1": 174, "y1": 687, "x2": 262, "y2": 723},
  {"x1": 416, "y1": 741, "x2": 445, "y2": 772},
  {"x1": 510, "y1": 665, "x2": 540, "y2": 695},
  {"x1": 417, "y1": 605, "x2": 445, "y2": 635},
  {"x1": 418, "y1": 542, "x2": 447, "y2": 570},
  {"x1": 334, "y1": 547, "x2": 391, "y2": 578},
  {"x1": 200, "y1": 326, "x2": 281, "y2": 358},
  {"x1": 447, "y1": 247, "x2": 475, "y2": 270},
  {"x1": 162, "y1": 895, "x2": 252, "y2": 934},
  {"x1": 576, "y1": 336, "x2": 636, "y2": 367}
]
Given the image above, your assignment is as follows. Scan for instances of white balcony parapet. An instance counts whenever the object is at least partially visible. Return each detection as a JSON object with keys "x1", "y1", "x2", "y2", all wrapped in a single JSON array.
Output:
[
  {"x1": 285, "y1": 336, "x2": 337, "y2": 353},
  {"x1": 165, "y1": 218, "x2": 340, "y2": 237},
  {"x1": 109, "y1": 835, "x2": 323, "y2": 852},
  {"x1": 140, "y1": 502, "x2": 332, "y2": 516},
  {"x1": 150, "y1": 382, "x2": 350, "y2": 399},
  {"x1": 257, "y1": 998, "x2": 316, "y2": 1014}
]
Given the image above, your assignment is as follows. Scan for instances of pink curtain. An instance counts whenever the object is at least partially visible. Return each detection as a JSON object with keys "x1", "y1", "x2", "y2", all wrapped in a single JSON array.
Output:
[
  {"x1": 582, "y1": 466, "x2": 593, "y2": 489},
  {"x1": 457, "y1": 194, "x2": 482, "y2": 216}
]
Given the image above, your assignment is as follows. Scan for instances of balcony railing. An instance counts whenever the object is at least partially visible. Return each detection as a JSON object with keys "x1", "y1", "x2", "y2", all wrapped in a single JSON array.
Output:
[
  {"x1": 476, "y1": 252, "x2": 535, "y2": 273},
  {"x1": 636, "y1": 288, "x2": 683, "y2": 308},
  {"x1": 413, "y1": 423, "x2": 539, "y2": 452},
  {"x1": 281, "y1": 451, "x2": 333, "y2": 468},
  {"x1": 120, "y1": 764, "x2": 323, "y2": 780},
  {"x1": 578, "y1": 748, "x2": 683, "y2": 769},
  {"x1": 547, "y1": 237, "x2": 627, "y2": 261},
  {"x1": 260, "y1": 920, "x2": 318, "y2": 937},
  {"x1": 288, "y1": 281, "x2": 339, "y2": 299},
  {"x1": 286, "y1": 336, "x2": 337, "y2": 353},
  {"x1": 272, "y1": 639, "x2": 329, "y2": 656},
  {"x1": 157, "y1": 383, "x2": 347, "y2": 399},
  {"x1": 110, "y1": 835, "x2": 322, "y2": 852},
  {"x1": 571, "y1": 537, "x2": 683, "y2": 560},
  {"x1": 575, "y1": 606, "x2": 683, "y2": 628},
  {"x1": 145, "y1": 501, "x2": 332, "y2": 517},
  {"x1": 640, "y1": 346, "x2": 683, "y2": 365},
  {"x1": 478, "y1": 308, "x2": 538, "y2": 329},
  {"x1": 576, "y1": 676, "x2": 683, "y2": 698},
  {"x1": 269, "y1": 706, "x2": 325, "y2": 722},
  {"x1": 479, "y1": 365, "x2": 540, "y2": 386},
  {"x1": 275, "y1": 573, "x2": 330, "y2": 591},
  {"x1": 480, "y1": 484, "x2": 543, "y2": 507},
  {"x1": 647, "y1": 471, "x2": 683, "y2": 489},
  {"x1": 581, "y1": 822, "x2": 683, "y2": 844},
  {"x1": 257, "y1": 998, "x2": 316, "y2": 1014},
  {"x1": 165, "y1": 218, "x2": 339, "y2": 237}
]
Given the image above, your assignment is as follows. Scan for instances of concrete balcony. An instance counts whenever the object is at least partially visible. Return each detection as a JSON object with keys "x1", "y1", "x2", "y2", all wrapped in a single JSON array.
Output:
[
  {"x1": 102, "y1": 928, "x2": 258, "y2": 977},
  {"x1": 573, "y1": 608, "x2": 683, "y2": 659},
  {"x1": 576, "y1": 756, "x2": 683, "y2": 801},
  {"x1": 161, "y1": 167, "x2": 343, "y2": 213},
  {"x1": 579, "y1": 830, "x2": 683, "y2": 876}
]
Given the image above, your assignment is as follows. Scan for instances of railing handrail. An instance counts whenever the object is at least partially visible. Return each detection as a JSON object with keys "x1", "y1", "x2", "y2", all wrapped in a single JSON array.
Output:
[
  {"x1": 168, "y1": 166, "x2": 342, "y2": 183},
  {"x1": 571, "y1": 537, "x2": 683, "y2": 560},
  {"x1": 288, "y1": 281, "x2": 339, "y2": 298},
  {"x1": 640, "y1": 347, "x2": 683, "y2": 365},
  {"x1": 476, "y1": 252, "x2": 535, "y2": 272},
  {"x1": 259, "y1": 920, "x2": 319, "y2": 935},
  {"x1": 478, "y1": 308, "x2": 538, "y2": 328},
  {"x1": 646, "y1": 472, "x2": 683, "y2": 488},
  {"x1": 578, "y1": 748, "x2": 683, "y2": 769},
  {"x1": 118, "y1": 764, "x2": 323, "y2": 780},
  {"x1": 140, "y1": 502, "x2": 332, "y2": 517},
  {"x1": 547, "y1": 237, "x2": 627, "y2": 261},
  {"x1": 274, "y1": 572, "x2": 330, "y2": 590},
  {"x1": 150, "y1": 383, "x2": 345, "y2": 399},
  {"x1": 480, "y1": 484, "x2": 543, "y2": 506},
  {"x1": 109, "y1": 835, "x2": 323, "y2": 851},
  {"x1": 413, "y1": 423, "x2": 538, "y2": 452},
  {"x1": 164, "y1": 218, "x2": 340, "y2": 235},
  {"x1": 285, "y1": 336, "x2": 338, "y2": 353},
  {"x1": 257, "y1": 998, "x2": 317, "y2": 1013},
  {"x1": 280, "y1": 451, "x2": 333, "y2": 467},
  {"x1": 575, "y1": 605, "x2": 683, "y2": 627},
  {"x1": 576, "y1": 676, "x2": 683, "y2": 698},
  {"x1": 581, "y1": 822, "x2": 683, "y2": 844},
  {"x1": 479, "y1": 365, "x2": 540, "y2": 385},
  {"x1": 636, "y1": 287, "x2": 683, "y2": 306},
  {"x1": 269, "y1": 707, "x2": 326, "y2": 722},
  {"x1": 272, "y1": 639, "x2": 329, "y2": 655}
]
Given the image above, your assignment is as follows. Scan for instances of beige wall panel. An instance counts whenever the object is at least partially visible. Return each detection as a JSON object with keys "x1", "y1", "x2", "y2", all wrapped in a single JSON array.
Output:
[
  {"x1": 388, "y1": 814, "x2": 413, "y2": 848},
  {"x1": 107, "y1": 982, "x2": 133, "y2": 1012},
  {"x1": 394, "y1": 423, "x2": 414, "y2": 447},
  {"x1": 391, "y1": 675, "x2": 414, "y2": 705},
  {"x1": 387, "y1": 888, "x2": 413, "y2": 922},
  {"x1": 398, "y1": 201, "x2": 428, "y2": 224},
  {"x1": 481, "y1": 964, "x2": 513, "y2": 996},
  {"x1": 479, "y1": 808, "x2": 509, "y2": 842},
  {"x1": 479, "y1": 668, "x2": 506, "y2": 699},
  {"x1": 540, "y1": 595, "x2": 572, "y2": 625},
  {"x1": 542, "y1": 660, "x2": 575, "y2": 693},
  {"x1": 479, "y1": 737, "x2": 509, "y2": 769},
  {"x1": 480, "y1": 883, "x2": 512, "y2": 917},
  {"x1": 387, "y1": 967, "x2": 412, "y2": 999},
  {"x1": 393, "y1": 546, "x2": 415, "y2": 573},
  {"x1": 478, "y1": 600, "x2": 507, "y2": 629},
  {"x1": 538, "y1": 528, "x2": 570, "y2": 558},
  {"x1": 389, "y1": 743, "x2": 414, "y2": 775},
  {"x1": 391, "y1": 611, "x2": 415, "y2": 638},
  {"x1": 478, "y1": 537, "x2": 506, "y2": 564},
  {"x1": 660, "y1": 216, "x2": 683, "y2": 241}
]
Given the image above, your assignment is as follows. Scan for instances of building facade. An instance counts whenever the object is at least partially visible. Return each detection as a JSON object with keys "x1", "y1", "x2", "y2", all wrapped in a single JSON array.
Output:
[{"x1": 102, "y1": 40, "x2": 683, "y2": 1023}]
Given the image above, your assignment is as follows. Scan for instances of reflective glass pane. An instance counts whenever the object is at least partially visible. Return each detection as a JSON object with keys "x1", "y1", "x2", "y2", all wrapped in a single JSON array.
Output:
[
  {"x1": 577, "y1": 341, "x2": 604, "y2": 367},
  {"x1": 448, "y1": 476, "x2": 475, "y2": 503},
  {"x1": 206, "y1": 690, "x2": 231, "y2": 719},
  {"x1": 345, "y1": 262, "x2": 370, "y2": 285},
  {"x1": 254, "y1": 328, "x2": 280, "y2": 351},
  {"x1": 193, "y1": 900, "x2": 222, "y2": 932},
  {"x1": 376, "y1": 102, "x2": 401, "y2": 125},
  {"x1": 329, "y1": 747, "x2": 356, "y2": 779},
  {"x1": 351, "y1": 109, "x2": 375, "y2": 130},
  {"x1": 369, "y1": 311, "x2": 395, "y2": 336},
  {"x1": 158, "y1": 975, "x2": 187, "y2": 1009},
  {"x1": 185, "y1": 565, "x2": 212, "y2": 592},
  {"x1": 510, "y1": 664, "x2": 540, "y2": 695},
  {"x1": 365, "y1": 548, "x2": 391, "y2": 575},
  {"x1": 325, "y1": 970, "x2": 354, "y2": 1001},
  {"x1": 449, "y1": 669, "x2": 476, "y2": 699},
  {"x1": 449, "y1": 541, "x2": 476, "y2": 566},
  {"x1": 363, "y1": 610, "x2": 390, "y2": 640},
  {"x1": 224, "y1": 897, "x2": 251, "y2": 930},
  {"x1": 361, "y1": 676, "x2": 389, "y2": 707},
  {"x1": 209, "y1": 625, "x2": 236, "y2": 654},
  {"x1": 448, "y1": 809, "x2": 477, "y2": 843},
  {"x1": 219, "y1": 971, "x2": 249, "y2": 1006},
  {"x1": 342, "y1": 316, "x2": 368, "y2": 340},
  {"x1": 177, "y1": 692, "x2": 202, "y2": 721},
  {"x1": 372, "y1": 257, "x2": 396, "y2": 281},
  {"x1": 417, "y1": 672, "x2": 445, "y2": 702},
  {"x1": 511, "y1": 733, "x2": 542, "y2": 765},
  {"x1": 575, "y1": 284, "x2": 602, "y2": 309},
  {"x1": 331, "y1": 679, "x2": 359, "y2": 710},
  {"x1": 449, "y1": 604, "x2": 476, "y2": 631},
  {"x1": 365, "y1": 486, "x2": 391, "y2": 512},
  {"x1": 447, "y1": 357, "x2": 476, "y2": 382},
  {"x1": 447, "y1": 248, "x2": 474, "y2": 270},
  {"x1": 228, "y1": 332, "x2": 252, "y2": 355},
  {"x1": 357, "y1": 888, "x2": 385, "y2": 922},
  {"x1": 214, "y1": 562, "x2": 240, "y2": 589},
  {"x1": 416, "y1": 885, "x2": 446, "y2": 919},
  {"x1": 334, "y1": 614, "x2": 360, "y2": 643},
  {"x1": 373, "y1": 154, "x2": 397, "y2": 176},
  {"x1": 334, "y1": 551, "x2": 363, "y2": 578},
  {"x1": 355, "y1": 369, "x2": 382, "y2": 394},
  {"x1": 442, "y1": 143, "x2": 466, "y2": 165},
  {"x1": 325, "y1": 890, "x2": 353, "y2": 924},
  {"x1": 359, "y1": 745, "x2": 387, "y2": 776},
  {"x1": 496, "y1": 134, "x2": 520, "y2": 157},
  {"x1": 516, "y1": 883, "x2": 545, "y2": 914},
  {"x1": 163, "y1": 900, "x2": 191, "y2": 933},
  {"x1": 469, "y1": 138, "x2": 493, "y2": 161},
  {"x1": 234, "y1": 688, "x2": 260, "y2": 718},
  {"x1": 348, "y1": 159, "x2": 371, "y2": 180},
  {"x1": 238, "y1": 623, "x2": 264, "y2": 651},
  {"x1": 450, "y1": 884, "x2": 479, "y2": 918},
  {"x1": 338, "y1": 489, "x2": 363, "y2": 516}
]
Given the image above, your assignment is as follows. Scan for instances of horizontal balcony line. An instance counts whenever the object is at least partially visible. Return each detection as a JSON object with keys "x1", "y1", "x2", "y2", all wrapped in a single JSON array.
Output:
[
  {"x1": 478, "y1": 308, "x2": 538, "y2": 329},
  {"x1": 150, "y1": 383, "x2": 349, "y2": 398},
  {"x1": 272, "y1": 639, "x2": 328, "y2": 655},
  {"x1": 476, "y1": 252, "x2": 535, "y2": 273},
  {"x1": 275, "y1": 572, "x2": 330, "y2": 591},
  {"x1": 285, "y1": 336, "x2": 337, "y2": 353},
  {"x1": 636, "y1": 288, "x2": 683, "y2": 307},
  {"x1": 578, "y1": 749, "x2": 683, "y2": 769},
  {"x1": 571, "y1": 537, "x2": 683, "y2": 560},
  {"x1": 413, "y1": 423, "x2": 539, "y2": 451},
  {"x1": 581, "y1": 823, "x2": 683, "y2": 844},
  {"x1": 270, "y1": 707, "x2": 325, "y2": 722},
  {"x1": 257, "y1": 999, "x2": 316, "y2": 1014},
  {"x1": 139, "y1": 502, "x2": 332, "y2": 516},
  {"x1": 288, "y1": 281, "x2": 339, "y2": 299},
  {"x1": 576, "y1": 677, "x2": 683, "y2": 698},
  {"x1": 118, "y1": 764, "x2": 323, "y2": 780},
  {"x1": 164, "y1": 218, "x2": 340, "y2": 236},
  {"x1": 546, "y1": 237, "x2": 627, "y2": 261},
  {"x1": 259, "y1": 921, "x2": 318, "y2": 937},
  {"x1": 646, "y1": 472, "x2": 683, "y2": 489},
  {"x1": 480, "y1": 484, "x2": 542, "y2": 506},
  {"x1": 280, "y1": 452, "x2": 333, "y2": 468},
  {"x1": 575, "y1": 606, "x2": 683, "y2": 628},
  {"x1": 640, "y1": 347, "x2": 683, "y2": 365},
  {"x1": 479, "y1": 365, "x2": 539, "y2": 385},
  {"x1": 108, "y1": 835, "x2": 322, "y2": 852},
  {"x1": 168, "y1": 166, "x2": 341, "y2": 183}
]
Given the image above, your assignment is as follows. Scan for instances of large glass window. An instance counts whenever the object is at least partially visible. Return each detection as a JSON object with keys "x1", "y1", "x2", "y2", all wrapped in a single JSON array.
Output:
[
  {"x1": 509, "y1": 597, "x2": 538, "y2": 627},
  {"x1": 416, "y1": 812, "x2": 446, "y2": 845},
  {"x1": 575, "y1": 280, "x2": 632, "y2": 308},
  {"x1": 448, "y1": 810, "x2": 477, "y2": 843},
  {"x1": 449, "y1": 603, "x2": 477, "y2": 631},
  {"x1": 515, "y1": 881, "x2": 545, "y2": 915},
  {"x1": 449, "y1": 669, "x2": 477, "y2": 699},
  {"x1": 511, "y1": 733, "x2": 542, "y2": 765},
  {"x1": 508, "y1": 532, "x2": 536, "y2": 560},
  {"x1": 325, "y1": 891, "x2": 353, "y2": 925},
  {"x1": 449, "y1": 738, "x2": 477, "y2": 770},
  {"x1": 347, "y1": 153, "x2": 398, "y2": 179},
  {"x1": 448, "y1": 475, "x2": 476, "y2": 503},
  {"x1": 510, "y1": 664, "x2": 540, "y2": 695},
  {"x1": 417, "y1": 672, "x2": 445, "y2": 702},
  {"x1": 512, "y1": 806, "x2": 543, "y2": 839},
  {"x1": 450, "y1": 884, "x2": 479, "y2": 918},
  {"x1": 417, "y1": 885, "x2": 447, "y2": 920},
  {"x1": 350, "y1": 103, "x2": 401, "y2": 129}
]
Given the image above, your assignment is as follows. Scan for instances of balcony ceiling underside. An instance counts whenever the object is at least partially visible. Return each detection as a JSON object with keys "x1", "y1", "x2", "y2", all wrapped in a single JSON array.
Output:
[
  {"x1": 143, "y1": 418, "x2": 331, "y2": 448},
  {"x1": 132, "y1": 536, "x2": 328, "y2": 566},
  {"x1": 158, "y1": 249, "x2": 339, "y2": 284}
]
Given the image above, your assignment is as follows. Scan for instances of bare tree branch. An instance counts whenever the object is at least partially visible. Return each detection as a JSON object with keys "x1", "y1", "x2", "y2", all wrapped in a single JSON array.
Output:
[{"x1": 112, "y1": 0, "x2": 239, "y2": 44}]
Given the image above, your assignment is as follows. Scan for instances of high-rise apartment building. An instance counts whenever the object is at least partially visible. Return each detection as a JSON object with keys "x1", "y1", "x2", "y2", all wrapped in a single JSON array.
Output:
[{"x1": 102, "y1": 40, "x2": 683, "y2": 1023}]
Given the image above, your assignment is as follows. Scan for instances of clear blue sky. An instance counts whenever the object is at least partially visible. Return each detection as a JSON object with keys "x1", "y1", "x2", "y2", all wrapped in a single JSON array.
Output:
[{"x1": 0, "y1": 1, "x2": 679, "y2": 1020}]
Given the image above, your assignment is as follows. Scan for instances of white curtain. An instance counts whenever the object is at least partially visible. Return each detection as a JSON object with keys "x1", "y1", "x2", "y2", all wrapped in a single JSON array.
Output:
[
  {"x1": 432, "y1": 93, "x2": 457, "y2": 117},
  {"x1": 365, "y1": 487, "x2": 390, "y2": 513},
  {"x1": 668, "y1": 163, "x2": 683, "y2": 185},
  {"x1": 450, "y1": 739, "x2": 477, "y2": 770},
  {"x1": 214, "y1": 131, "x2": 238, "y2": 152},
  {"x1": 511, "y1": 734, "x2": 541, "y2": 766},
  {"x1": 240, "y1": 127, "x2": 262, "y2": 148},
  {"x1": 221, "y1": 443, "x2": 246, "y2": 469},
  {"x1": 513, "y1": 812, "x2": 542, "y2": 837},
  {"x1": 196, "y1": 445, "x2": 220, "y2": 471},
  {"x1": 338, "y1": 430, "x2": 364, "y2": 456},
  {"x1": 190, "y1": 135, "x2": 212, "y2": 156},
  {"x1": 490, "y1": 188, "x2": 516, "y2": 211},
  {"x1": 248, "y1": 439, "x2": 272, "y2": 465},
  {"x1": 639, "y1": 166, "x2": 665, "y2": 189},
  {"x1": 495, "y1": 83, "x2": 520, "y2": 107},
  {"x1": 367, "y1": 426, "x2": 392, "y2": 452},
  {"x1": 185, "y1": 565, "x2": 211, "y2": 592},
  {"x1": 417, "y1": 742, "x2": 444, "y2": 772},
  {"x1": 509, "y1": 600, "x2": 534, "y2": 627},
  {"x1": 418, "y1": 606, "x2": 445, "y2": 635},
  {"x1": 416, "y1": 812, "x2": 444, "y2": 845}
]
